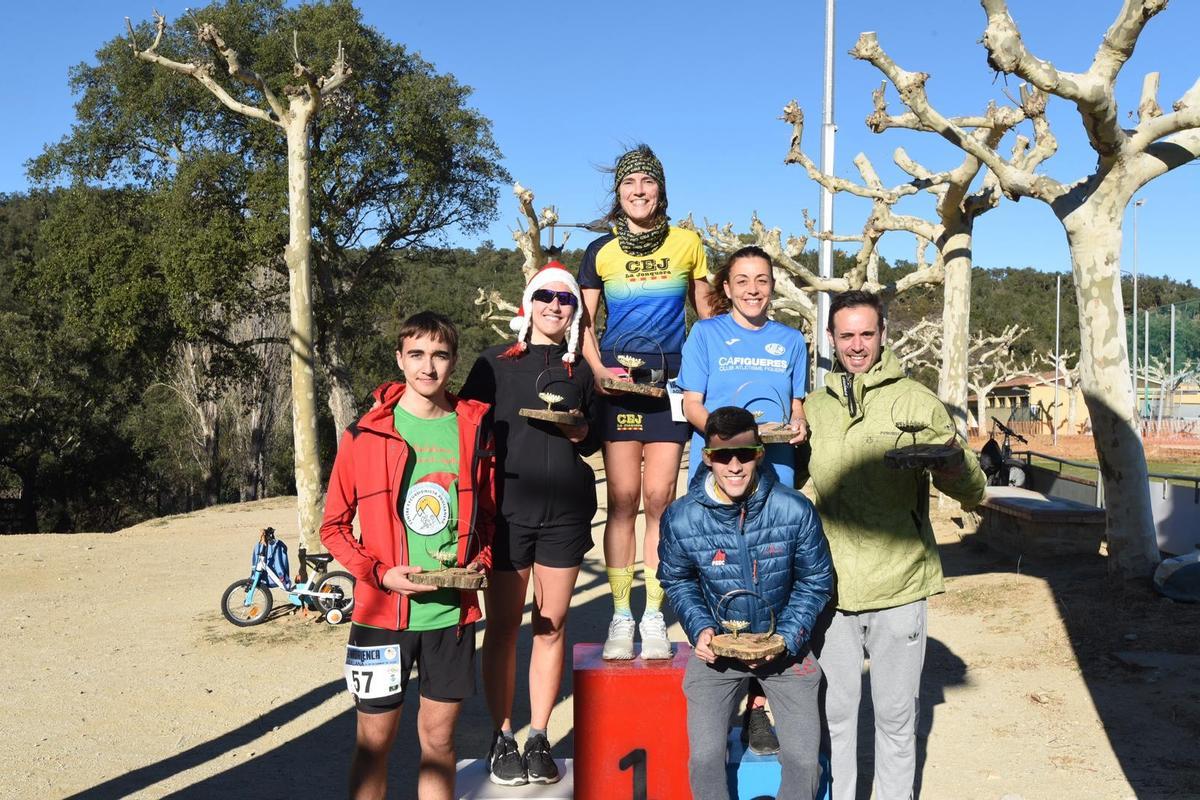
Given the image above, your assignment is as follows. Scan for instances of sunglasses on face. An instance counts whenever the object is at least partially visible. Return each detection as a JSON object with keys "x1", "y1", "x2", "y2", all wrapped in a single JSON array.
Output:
[
  {"x1": 702, "y1": 445, "x2": 764, "y2": 464},
  {"x1": 531, "y1": 289, "x2": 578, "y2": 307}
]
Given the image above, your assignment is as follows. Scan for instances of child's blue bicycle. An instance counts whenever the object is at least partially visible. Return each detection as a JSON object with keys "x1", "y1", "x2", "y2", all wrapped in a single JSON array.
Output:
[{"x1": 221, "y1": 527, "x2": 355, "y2": 627}]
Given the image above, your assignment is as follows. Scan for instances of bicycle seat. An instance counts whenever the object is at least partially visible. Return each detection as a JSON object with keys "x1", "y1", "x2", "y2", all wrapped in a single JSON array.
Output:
[{"x1": 306, "y1": 552, "x2": 335, "y2": 565}]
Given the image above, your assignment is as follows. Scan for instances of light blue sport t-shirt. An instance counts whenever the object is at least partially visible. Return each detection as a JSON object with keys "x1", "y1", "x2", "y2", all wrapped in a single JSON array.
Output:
[{"x1": 677, "y1": 314, "x2": 808, "y2": 485}]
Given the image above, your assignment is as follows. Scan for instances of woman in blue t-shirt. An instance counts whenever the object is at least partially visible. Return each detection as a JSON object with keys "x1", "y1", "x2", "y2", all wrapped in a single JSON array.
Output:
[{"x1": 677, "y1": 245, "x2": 810, "y2": 486}]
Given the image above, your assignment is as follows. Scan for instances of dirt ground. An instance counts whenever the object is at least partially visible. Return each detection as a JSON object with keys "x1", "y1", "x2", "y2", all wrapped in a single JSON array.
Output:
[{"x1": 5, "y1": 455, "x2": 1200, "y2": 799}]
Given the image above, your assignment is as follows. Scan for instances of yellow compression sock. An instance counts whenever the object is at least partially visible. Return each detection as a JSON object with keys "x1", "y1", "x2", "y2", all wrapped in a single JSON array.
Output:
[
  {"x1": 643, "y1": 567, "x2": 665, "y2": 615},
  {"x1": 606, "y1": 565, "x2": 636, "y2": 617}
]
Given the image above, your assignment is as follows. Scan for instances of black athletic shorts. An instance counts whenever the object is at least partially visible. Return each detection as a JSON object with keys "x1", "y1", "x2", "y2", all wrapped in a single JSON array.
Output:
[
  {"x1": 345, "y1": 622, "x2": 475, "y2": 713},
  {"x1": 598, "y1": 351, "x2": 689, "y2": 443},
  {"x1": 493, "y1": 520, "x2": 594, "y2": 571}
]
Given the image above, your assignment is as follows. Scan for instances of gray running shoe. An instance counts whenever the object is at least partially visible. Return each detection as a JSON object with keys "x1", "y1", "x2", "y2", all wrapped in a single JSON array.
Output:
[
  {"x1": 602, "y1": 614, "x2": 636, "y2": 660},
  {"x1": 639, "y1": 611, "x2": 673, "y2": 659}
]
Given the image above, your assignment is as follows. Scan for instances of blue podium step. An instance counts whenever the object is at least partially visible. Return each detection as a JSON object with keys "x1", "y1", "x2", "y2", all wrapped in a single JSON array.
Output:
[{"x1": 726, "y1": 727, "x2": 832, "y2": 800}]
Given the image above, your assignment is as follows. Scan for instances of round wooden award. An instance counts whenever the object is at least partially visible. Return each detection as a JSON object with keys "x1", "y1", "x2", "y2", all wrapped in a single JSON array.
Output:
[
  {"x1": 709, "y1": 589, "x2": 787, "y2": 661},
  {"x1": 407, "y1": 539, "x2": 488, "y2": 590},
  {"x1": 883, "y1": 395, "x2": 963, "y2": 471},
  {"x1": 408, "y1": 566, "x2": 488, "y2": 590},
  {"x1": 519, "y1": 368, "x2": 587, "y2": 424}
]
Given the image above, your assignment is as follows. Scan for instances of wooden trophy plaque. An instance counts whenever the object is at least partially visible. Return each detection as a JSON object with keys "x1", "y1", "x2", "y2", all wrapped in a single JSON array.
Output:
[
  {"x1": 519, "y1": 371, "x2": 588, "y2": 424},
  {"x1": 710, "y1": 590, "x2": 787, "y2": 661}
]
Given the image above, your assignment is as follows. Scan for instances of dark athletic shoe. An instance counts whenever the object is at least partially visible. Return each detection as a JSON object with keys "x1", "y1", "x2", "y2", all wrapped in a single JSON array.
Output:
[
  {"x1": 743, "y1": 706, "x2": 781, "y2": 756},
  {"x1": 523, "y1": 733, "x2": 561, "y2": 784},
  {"x1": 487, "y1": 731, "x2": 527, "y2": 786}
]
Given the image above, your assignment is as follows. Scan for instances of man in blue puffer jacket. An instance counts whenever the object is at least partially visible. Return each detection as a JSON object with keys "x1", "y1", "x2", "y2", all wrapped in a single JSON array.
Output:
[{"x1": 658, "y1": 406, "x2": 833, "y2": 800}]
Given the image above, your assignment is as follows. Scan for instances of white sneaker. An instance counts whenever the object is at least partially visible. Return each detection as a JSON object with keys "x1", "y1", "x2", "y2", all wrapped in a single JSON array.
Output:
[
  {"x1": 639, "y1": 611, "x2": 673, "y2": 660},
  {"x1": 602, "y1": 614, "x2": 636, "y2": 660}
]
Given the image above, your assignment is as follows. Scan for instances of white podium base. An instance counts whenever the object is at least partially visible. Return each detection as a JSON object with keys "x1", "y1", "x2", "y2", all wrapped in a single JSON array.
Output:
[{"x1": 456, "y1": 758, "x2": 574, "y2": 798}]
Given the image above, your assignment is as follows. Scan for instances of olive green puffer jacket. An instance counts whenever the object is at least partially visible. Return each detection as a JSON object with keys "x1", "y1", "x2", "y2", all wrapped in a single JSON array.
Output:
[{"x1": 798, "y1": 349, "x2": 985, "y2": 612}]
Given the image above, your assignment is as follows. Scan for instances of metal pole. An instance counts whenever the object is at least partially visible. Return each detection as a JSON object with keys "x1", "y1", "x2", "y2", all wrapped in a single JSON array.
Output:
[
  {"x1": 815, "y1": 0, "x2": 837, "y2": 387},
  {"x1": 1132, "y1": 198, "x2": 1143, "y2": 393},
  {"x1": 1144, "y1": 309, "x2": 1150, "y2": 416},
  {"x1": 1170, "y1": 303, "x2": 1177, "y2": 419},
  {"x1": 1053, "y1": 274, "x2": 1061, "y2": 446}
]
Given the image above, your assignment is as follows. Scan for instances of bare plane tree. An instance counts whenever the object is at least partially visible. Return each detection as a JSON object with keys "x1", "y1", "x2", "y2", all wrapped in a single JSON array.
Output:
[
  {"x1": 854, "y1": 87, "x2": 1054, "y2": 439},
  {"x1": 899, "y1": 322, "x2": 1037, "y2": 431},
  {"x1": 964, "y1": 326, "x2": 1037, "y2": 434},
  {"x1": 126, "y1": 13, "x2": 351, "y2": 549},
  {"x1": 225, "y1": 295, "x2": 290, "y2": 502},
  {"x1": 474, "y1": 182, "x2": 561, "y2": 336},
  {"x1": 687, "y1": 87, "x2": 1049, "y2": 441},
  {"x1": 1031, "y1": 350, "x2": 1083, "y2": 434},
  {"x1": 157, "y1": 341, "x2": 222, "y2": 507},
  {"x1": 850, "y1": 0, "x2": 1200, "y2": 577},
  {"x1": 1144, "y1": 357, "x2": 1199, "y2": 430},
  {"x1": 892, "y1": 318, "x2": 945, "y2": 371}
]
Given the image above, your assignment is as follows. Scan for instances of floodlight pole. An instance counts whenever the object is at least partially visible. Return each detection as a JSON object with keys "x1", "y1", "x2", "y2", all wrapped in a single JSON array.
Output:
[
  {"x1": 1144, "y1": 309, "x2": 1150, "y2": 415},
  {"x1": 1132, "y1": 198, "x2": 1143, "y2": 395},
  {"x1": 1053, "y1": 274, "x2": 1061, "y2": 446},
  {"x1": 815, "y1": 0, "x2": 837, "y2": 388},
  {"x1": 1169, "y1": 303, "x2": 1176, "y2": 418}
]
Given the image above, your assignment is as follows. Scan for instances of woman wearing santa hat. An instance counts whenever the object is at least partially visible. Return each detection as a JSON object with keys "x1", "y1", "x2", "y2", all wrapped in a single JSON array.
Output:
[{"x1": 459, "y1": 262, "x2": 599, "y2": 787}]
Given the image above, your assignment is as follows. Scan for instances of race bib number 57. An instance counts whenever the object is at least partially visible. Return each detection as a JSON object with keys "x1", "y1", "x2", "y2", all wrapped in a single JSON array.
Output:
[{"x1": 344, "y1": 644, "x2": 404, "y2": 700}]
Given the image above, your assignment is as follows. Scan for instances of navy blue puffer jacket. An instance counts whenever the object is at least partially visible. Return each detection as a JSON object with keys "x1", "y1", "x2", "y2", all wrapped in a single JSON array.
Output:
[{"x1": 657, "y1": 464, "x2": 833, "y2": 656}]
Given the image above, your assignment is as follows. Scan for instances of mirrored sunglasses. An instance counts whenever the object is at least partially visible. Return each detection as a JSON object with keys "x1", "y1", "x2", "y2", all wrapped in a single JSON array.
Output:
[
  {"x1": 531, "y1": 288, "x2": 578, "y2": 307},
  {"x1": 702, "y1": 445, "x2": 764, "y2": 464}
]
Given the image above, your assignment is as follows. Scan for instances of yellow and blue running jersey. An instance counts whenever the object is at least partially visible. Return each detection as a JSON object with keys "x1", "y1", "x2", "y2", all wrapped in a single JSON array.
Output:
[{"x1": 578, "y1": 226, "x2": 709, "y2": 354}]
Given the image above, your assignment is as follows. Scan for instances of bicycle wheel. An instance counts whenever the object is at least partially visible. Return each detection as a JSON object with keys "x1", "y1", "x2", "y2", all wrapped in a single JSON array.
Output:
[
  {"x1": 316, "y1": 570, "x2": 355, "y2": 622},
  {"x1": 221, "y1": 578, "x2": 273, "y2": 626}
]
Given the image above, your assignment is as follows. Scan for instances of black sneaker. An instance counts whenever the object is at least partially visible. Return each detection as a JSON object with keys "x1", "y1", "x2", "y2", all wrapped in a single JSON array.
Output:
[
  {"x1": 487, "y1": 731, "x2": 527, "y2": 786},
  {"x1": 743, "y1": 706, "x2": 780, "y2": 756},
  {"x1": 523, "y1": 732, "x2": 561, "y2": 784}
]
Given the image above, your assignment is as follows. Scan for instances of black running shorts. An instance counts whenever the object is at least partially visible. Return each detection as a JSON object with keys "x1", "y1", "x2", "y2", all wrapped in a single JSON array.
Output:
[
  {"x1": 598, "y1": 351, "x2": 688, "y2": 443},
  {"x1": 493, "y1": 520, "x2": 594, "y2": 571},
  {"x1": 345, "y1": 622, "x2": 475, "y2": 713}
]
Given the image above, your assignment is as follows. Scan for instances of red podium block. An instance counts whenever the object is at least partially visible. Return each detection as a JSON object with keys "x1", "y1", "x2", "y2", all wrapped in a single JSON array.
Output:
[{"x1": 573, "y1": 642, "x2": 692, "y2": 800}]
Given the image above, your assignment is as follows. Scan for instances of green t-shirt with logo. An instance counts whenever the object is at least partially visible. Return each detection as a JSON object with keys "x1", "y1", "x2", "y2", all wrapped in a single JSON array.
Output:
[{"x1": 394, "y1": 404, "x2": 461, "y2": 631}]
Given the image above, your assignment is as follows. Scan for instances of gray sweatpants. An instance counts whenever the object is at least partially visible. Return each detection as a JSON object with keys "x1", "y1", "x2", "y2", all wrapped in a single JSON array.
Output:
[
  {"x1": 816, "y1": 600, "x2": 927, "y2": 800},
  {"x1": 682, "y1": 650, "x2": 823, "y2": 800}
]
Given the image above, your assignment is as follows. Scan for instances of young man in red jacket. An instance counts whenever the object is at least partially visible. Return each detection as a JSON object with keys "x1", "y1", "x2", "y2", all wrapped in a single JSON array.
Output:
[{"x1": 320, "y1": 311, "x2": 495, "y2": 800}]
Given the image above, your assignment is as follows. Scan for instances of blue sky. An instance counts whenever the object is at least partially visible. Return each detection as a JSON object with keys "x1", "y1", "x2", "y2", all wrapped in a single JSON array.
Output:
[{"x1": 3, "y1": 1, "x2": 1197, "y2": 289}]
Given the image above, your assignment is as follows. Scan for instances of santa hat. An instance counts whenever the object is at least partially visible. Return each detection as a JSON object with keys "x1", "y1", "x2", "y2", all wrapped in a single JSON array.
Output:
[{"x1": 506, "y1": 261, "x2": 582, "y2": 367}]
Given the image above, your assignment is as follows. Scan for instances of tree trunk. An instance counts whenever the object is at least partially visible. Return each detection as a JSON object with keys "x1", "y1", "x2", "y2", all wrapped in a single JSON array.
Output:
[
  {"x1": 240, "y1": 402, "x2": 266, "y2": 502},
  {"x1": 284, "y1": 114, "x2": 324, "y2": 552},
  {"x1": 1067, "y1": 378, "x2": 1078, "y2": 432},
  {"x1": 201, "y1": 402, "x2": 221, "y2": 507},
  {"x1": 319, "y1": 319, "x2": 360, "y2": 435},
  {"x1": 1064, "y1": 213, "x2": 1159, "y2": 577},
  {"x1": 975, "y1": 390, "x2": 988, "y2": 436},
  {"x1": 17, "y1": 467, "x2": 38, "y2": 533},
  {"x1": 938, "y1": 224, "x2": 973, "y2": 440}
]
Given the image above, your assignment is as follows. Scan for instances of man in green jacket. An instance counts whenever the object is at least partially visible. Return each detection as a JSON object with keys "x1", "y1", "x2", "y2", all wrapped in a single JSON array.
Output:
[{"x1": 798, "y1": 290, "x2": 985, "y2": 800}]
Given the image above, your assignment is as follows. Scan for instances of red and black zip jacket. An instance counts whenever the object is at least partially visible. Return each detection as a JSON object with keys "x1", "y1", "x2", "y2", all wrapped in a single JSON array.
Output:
[{"x1": 319, "y1": 382, "x2": 496, "y2": 630}]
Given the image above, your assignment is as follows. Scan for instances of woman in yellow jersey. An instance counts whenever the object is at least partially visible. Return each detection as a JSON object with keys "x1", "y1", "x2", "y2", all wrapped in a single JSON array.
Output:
[{"x1": 578, "y1": 144, "x2": 712, "y2": 660}]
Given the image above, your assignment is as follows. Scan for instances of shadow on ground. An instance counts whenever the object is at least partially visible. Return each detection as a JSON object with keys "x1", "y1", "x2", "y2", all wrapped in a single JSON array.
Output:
[{"x1": 933, "y1": 520, "x2": 1200, "y2": 799}]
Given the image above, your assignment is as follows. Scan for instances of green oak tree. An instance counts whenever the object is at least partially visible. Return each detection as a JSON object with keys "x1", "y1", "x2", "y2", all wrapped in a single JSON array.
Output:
[{"x1": 33, "y1": 0, "x2": 508, "y2": 545}]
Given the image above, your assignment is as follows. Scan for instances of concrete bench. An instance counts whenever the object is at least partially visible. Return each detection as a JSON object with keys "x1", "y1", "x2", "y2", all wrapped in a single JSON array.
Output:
[{"x1": 975, "y1": 486, "x2": 1106, "y2": 558}]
